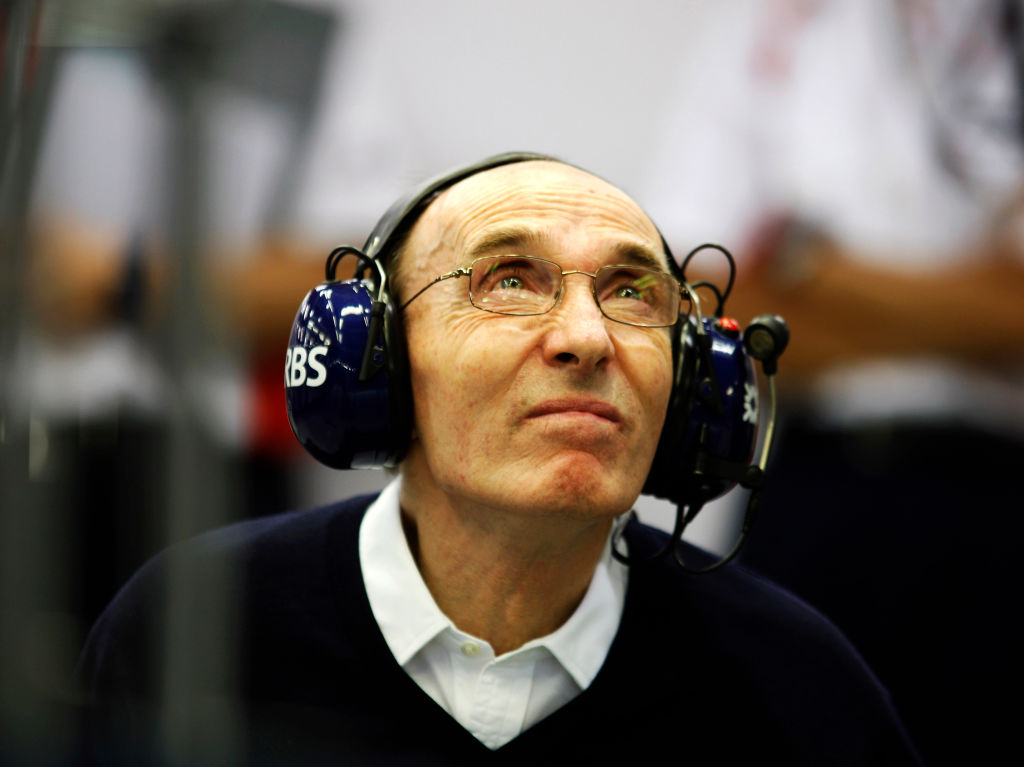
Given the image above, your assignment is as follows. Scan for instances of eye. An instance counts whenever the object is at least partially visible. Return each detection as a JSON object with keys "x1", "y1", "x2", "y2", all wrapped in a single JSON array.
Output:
[
  {"x1": 473, "y1": 257, "x2": 554, "y2": 295},
  {"x1": 498, "y1": 274, "x2": 527, "y2": 290},
  {"x1": 600, "y1": 269, "x2": 659, "y2": 304},
  {"x1": 471, "y1": 255, "x2": 558, "y2": 313},
  {"x1": 595, "y1": 267, "x2": 678, "y2": 325},
  {"x1": 615, "y1": 284, "x2": 644, "y2": 301}
]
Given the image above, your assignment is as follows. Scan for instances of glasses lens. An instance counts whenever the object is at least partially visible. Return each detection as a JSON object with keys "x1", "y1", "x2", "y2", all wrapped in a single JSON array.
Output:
[
  {"x1": 470, "y1": 256, "x2": 560, "y2": 315},
  {"x1": 594, "y1": 266, "x2": 685, "y2": 326}
]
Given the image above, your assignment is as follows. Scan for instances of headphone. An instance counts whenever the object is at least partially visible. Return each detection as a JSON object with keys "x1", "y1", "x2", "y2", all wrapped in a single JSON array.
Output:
[{"x1": 285, "y1": 152, "x2": 788, "y2": 568}]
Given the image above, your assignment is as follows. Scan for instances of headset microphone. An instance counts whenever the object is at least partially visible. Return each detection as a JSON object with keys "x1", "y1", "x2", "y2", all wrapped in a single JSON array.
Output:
[{"x1": 744, "y1": 314, "x2": 790, "y2": 376}]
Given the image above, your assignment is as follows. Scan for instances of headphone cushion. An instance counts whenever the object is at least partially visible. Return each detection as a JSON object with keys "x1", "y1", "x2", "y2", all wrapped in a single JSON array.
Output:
[
  {"x1": 644, "y1": 319, "x2": 758, "y2": 504},
  {"x1": 285, "y1": 279, "x2": 403, "y2": 469}
]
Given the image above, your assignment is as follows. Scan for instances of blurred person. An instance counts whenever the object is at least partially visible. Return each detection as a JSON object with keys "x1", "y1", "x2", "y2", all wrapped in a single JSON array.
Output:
[
  {"x1": 77, "y1": 153, "x2": 922, "y2": 764},
  {"x1": 643, "y1": 1, "x2": 1024, "y2": 764}
]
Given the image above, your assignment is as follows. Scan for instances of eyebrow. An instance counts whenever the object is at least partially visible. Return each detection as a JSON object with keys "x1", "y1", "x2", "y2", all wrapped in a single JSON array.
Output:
[
  {"x1": 466, "y1": 226, "x2": 546, "y2": 260},
  {"x1": 609, "y1": 241, "x2": 669, "y2": 272},
  {"x1": 466, "y1": 226, "x2": 669, "y2": 271}
]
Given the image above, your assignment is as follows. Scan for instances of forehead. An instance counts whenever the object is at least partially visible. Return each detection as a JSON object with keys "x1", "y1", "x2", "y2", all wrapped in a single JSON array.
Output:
[{"x1": 403, "y1": 161, "x2": 668, "y2": 276}]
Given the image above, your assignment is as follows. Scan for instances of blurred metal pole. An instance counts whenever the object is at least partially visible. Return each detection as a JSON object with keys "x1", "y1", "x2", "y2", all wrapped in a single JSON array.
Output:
[
  {"x1": 2, "y1": 0, "x2": 328, "y2": 760},
  {"x1": 148, "y1": 4, "x2": 334, "y2": 758},
  {"x1": 0, "y1": 1, "x2": 82, "y2": 764},
  {"x1": 148, "y1": 2, "x2": 245, "y2": 764}
]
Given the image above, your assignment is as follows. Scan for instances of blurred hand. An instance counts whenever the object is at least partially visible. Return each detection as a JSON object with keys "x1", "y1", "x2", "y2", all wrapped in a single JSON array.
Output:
[
  {"x1": 28, "y1": 218, "x2": 128, "y2": 340},
  {"x1": 685, "y1": 213, "x2": 1024, "y2": 387}
]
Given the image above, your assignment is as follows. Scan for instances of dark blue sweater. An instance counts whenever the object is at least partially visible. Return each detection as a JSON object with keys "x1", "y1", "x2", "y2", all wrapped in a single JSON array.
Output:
[{"x1": 78, "y1": 494, "x2": 921, "y2": 765}]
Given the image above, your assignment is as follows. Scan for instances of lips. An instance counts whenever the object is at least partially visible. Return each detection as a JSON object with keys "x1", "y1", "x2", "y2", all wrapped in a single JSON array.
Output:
[{"x1": 525, "y1": 398, "x2": 622, "y2": 423}]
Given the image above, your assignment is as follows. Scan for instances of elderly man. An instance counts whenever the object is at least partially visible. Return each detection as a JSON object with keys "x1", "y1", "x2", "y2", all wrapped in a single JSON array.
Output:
[{"x1": 78, "y1": 155, "x2": 920, "y2": 764}]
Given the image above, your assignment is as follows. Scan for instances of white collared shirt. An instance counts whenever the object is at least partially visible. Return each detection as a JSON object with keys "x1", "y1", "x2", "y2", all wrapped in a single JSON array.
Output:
[{"x1": 359, "y1": 477, "x2": 628, "y2": 750}]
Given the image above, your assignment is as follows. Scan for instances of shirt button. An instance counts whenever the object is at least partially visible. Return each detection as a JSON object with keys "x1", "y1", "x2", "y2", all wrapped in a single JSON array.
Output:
[{"x1": 460, "y1": 641, "x2": 480, "y2": 657}]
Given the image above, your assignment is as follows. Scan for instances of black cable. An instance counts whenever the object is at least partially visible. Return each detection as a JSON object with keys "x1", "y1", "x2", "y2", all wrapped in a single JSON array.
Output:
[
  {"x1": 611, "y1": 507, "x2": 681, "y2": 567},
  {"x1": 680, "y1": 243, "x2": 736, "y2": 311},
  {"x1": 358, "y1": 299, "x2": 386, "y2": 383},
  {"x1": 687, "y1": 281, "x2": 725, "y2": 318},
  {"x1": 324, "y1": 245, "x2": 371, "y2": 281},
  {"x1": 672, "y1": 489, "x2": 760, "y2": 574},
  {"x1": 611, "y1": 492, "x2": 754, "y2": 575}
]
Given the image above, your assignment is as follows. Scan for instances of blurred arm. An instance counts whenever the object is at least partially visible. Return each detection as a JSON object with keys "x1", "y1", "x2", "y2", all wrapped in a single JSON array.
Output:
[
  {"x1": 711, "y1": 226, "x2": 1024, "y2": 386},
  {"x1": 27, "y1": 216, "x2": 342, "y2": 356}
]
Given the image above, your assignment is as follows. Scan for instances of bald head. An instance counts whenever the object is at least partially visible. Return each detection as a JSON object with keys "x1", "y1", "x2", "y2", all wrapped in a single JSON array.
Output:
[{"x1": 390, "y1": 160, "x2": 669, "y2": 305}]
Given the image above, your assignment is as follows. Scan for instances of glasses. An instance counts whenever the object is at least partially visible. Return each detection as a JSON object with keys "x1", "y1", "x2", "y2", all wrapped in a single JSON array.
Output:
[{"x1": 400, "y1": 254, "x2": 690, "y2": 327}]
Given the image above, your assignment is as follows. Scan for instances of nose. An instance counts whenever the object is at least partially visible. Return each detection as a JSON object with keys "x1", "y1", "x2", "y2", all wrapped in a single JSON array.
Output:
[{"x1": 540, "y1": 274, "x2": 614, "y2": 371}]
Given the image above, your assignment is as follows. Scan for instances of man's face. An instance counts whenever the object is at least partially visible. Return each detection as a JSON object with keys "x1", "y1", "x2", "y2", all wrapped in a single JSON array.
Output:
[{"x1": 397, "y1": 161, "x2": 674, "y2": 520}]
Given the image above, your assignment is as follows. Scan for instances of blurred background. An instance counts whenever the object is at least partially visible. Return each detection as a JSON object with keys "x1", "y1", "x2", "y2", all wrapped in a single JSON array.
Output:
[{"x1": 1, "y1": 0, "x2": 1022, "y2": 764}]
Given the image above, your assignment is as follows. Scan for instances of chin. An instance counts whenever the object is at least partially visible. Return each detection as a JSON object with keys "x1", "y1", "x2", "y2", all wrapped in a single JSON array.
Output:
[{"x1": 528, "y1": 454, "x2": 642, "y2": 518}]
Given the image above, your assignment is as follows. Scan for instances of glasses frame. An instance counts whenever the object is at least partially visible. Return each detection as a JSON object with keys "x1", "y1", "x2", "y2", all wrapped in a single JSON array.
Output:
[{"x1": 400, "y1": 254, "x2": 690, "y2": 328}]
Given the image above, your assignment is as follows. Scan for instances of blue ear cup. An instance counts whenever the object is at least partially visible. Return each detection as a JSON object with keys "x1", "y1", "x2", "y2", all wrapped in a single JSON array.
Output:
[
  {"x1": 285, "y1": 273, "x2": 411, "y2": 469},
  {"x1": 643, "y1": 316, "x2": 758, "y2": 505}
]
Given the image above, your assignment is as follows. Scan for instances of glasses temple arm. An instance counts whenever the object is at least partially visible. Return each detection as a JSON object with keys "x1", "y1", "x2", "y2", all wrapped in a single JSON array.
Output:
[
  {"x1": 683, "y1": 282, "x2": 705, "y2": 326},
  {"x1": 398, "y1": 268, "x2": 471, "y2": 312}
]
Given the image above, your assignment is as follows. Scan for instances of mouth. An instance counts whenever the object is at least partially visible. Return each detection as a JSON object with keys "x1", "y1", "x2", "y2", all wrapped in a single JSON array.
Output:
[{"x1": 525, "y1": 398, "x2": 623, "y2": 424}]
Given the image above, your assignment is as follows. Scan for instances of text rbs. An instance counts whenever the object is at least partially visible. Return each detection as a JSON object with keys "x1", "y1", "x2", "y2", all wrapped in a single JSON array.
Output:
[{"x1": 285, "y1": 345, "x2": 328, "y2": 388}]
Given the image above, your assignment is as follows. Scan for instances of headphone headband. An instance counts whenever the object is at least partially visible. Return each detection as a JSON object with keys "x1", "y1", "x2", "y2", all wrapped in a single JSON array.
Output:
[
  {"x1": 362, "y1": 152, "x2": 559, "y2": 262},
  {"x1": 351, "y1": 151, "x2": 683, "y2": 285}
]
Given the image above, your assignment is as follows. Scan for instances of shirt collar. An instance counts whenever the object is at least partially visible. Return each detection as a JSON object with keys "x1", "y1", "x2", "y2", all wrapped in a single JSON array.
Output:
[
  {"x1": 359, "y1": 476, "x2": 628, "y2": 688},
  {"x1": 533, "y1": 536, "x2": 627, "y2": 687},
  {"x1": 360, "y1": 477, "x2": 449, "y2": 664}
]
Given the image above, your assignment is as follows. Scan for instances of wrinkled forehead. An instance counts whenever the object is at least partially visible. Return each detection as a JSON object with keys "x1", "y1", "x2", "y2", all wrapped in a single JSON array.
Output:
[{"x1": 399, "y1": 161, "x2": 669, "y2": 287}]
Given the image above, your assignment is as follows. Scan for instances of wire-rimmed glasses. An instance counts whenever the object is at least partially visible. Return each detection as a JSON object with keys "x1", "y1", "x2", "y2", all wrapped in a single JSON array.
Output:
[{"x1": 400, "y1": 254, "x2": 690, "y2": 327}]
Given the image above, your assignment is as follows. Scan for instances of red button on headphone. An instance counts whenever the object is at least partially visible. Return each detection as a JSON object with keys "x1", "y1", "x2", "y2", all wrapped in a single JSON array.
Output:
[{"x1": 715, "y1": 317, "x2": 741, "y2": 337}]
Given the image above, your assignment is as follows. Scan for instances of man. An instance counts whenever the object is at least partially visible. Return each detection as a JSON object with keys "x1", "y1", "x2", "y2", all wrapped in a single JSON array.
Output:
[{"x1": 78, "y1": 157, "x2": 921, "y2": 764}]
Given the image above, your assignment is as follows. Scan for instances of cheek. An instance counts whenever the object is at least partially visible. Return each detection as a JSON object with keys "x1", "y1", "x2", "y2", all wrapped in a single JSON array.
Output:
[
  {"x1": 652, "y1": 349, "x2": 675, "y2": 408},
  {"x1": 405, "y1": 316, "x2": 525, "y2": 444},
  {"x1": 621, "y1": 331, "x2": 675, "y2": 410}
]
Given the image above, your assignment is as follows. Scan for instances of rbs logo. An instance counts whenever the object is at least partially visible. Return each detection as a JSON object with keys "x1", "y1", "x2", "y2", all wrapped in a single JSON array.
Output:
[{"x1": 285, "y1": 345, "x2": 328, "y2": 388}]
